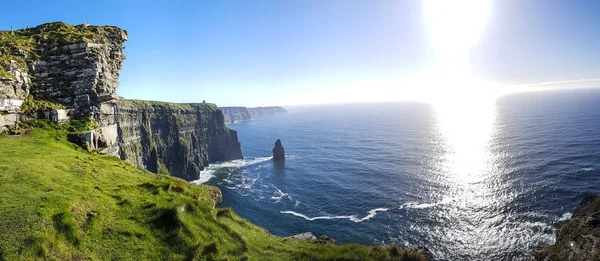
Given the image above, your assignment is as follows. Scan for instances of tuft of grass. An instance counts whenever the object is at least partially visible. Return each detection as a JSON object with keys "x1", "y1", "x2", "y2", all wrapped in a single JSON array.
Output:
[
  {"x1": 0, "y1": 64, "x2": 14, "y2": 80},
  {"x1": 157, "y1": 163, "x2": 171, "y2": 175},
  {"x1": 19, "y1": 95, "x2": 67, "y2": 114},
  {"x1": 0, "y1": 124, "x2": 425, "y2": 260}
]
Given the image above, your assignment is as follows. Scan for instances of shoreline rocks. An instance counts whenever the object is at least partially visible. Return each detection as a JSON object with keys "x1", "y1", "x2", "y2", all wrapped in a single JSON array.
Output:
[{"x1": 531, "y1": 194, "x2": 600, "y2": 261}]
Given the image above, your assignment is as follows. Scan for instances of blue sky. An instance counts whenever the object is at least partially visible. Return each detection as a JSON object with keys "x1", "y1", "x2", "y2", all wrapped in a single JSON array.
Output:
[{"x1": 1, "y1": 0, "x2": 599, "y2": 106}]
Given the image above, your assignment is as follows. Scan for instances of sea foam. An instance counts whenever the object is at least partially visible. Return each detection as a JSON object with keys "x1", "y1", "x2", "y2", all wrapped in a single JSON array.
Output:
[
  {"x1": 399, "y1": 197, "x2": 454, "y2": 210},
  {"x1": 190, "y1": 156, "x2": 272, "y2": 185},
  {"x1": 280, "y1": 208, "x2": 389, "y2": 223}
]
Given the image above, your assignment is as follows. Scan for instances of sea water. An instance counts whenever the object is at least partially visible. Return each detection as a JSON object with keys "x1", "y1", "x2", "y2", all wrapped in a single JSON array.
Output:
[{"x1": 193, "y1": 88, "x2": 600, "y2": 260}]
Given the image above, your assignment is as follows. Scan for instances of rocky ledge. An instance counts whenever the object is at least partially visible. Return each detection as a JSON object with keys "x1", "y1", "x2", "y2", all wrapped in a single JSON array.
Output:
[{"x1": 531, "y1": 194, "x2": 600, "y2": 261}]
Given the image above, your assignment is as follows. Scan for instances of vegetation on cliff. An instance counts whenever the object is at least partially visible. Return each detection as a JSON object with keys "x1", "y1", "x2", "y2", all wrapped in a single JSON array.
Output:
[
  {"x1": 0, "y1": 122, "x2": 425, "y2": 260},
  {"x1": 0, "y1": 22, "x2": 124, "y2": 79},
  {"x1": 19, "y1": 95, "x2": 67, "y2": 114},
  {"x1": 125, "y1": 99, "x2": 219, "y2": 112},
  {"x1": 532, "y1": 195, "x2": 600, "y2": 261}
]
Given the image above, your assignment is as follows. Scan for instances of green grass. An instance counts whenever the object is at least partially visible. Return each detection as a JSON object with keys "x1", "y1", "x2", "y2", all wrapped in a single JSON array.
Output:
[
  {"x1": 125, "y1": 99, "x2": 219, "y2": 112},
  {"x1": 19, "y1": 95, "x2": 67, "y2": 114},
  {"x1": 0, "y1": 123, "x2": 425, "y2": 260}
]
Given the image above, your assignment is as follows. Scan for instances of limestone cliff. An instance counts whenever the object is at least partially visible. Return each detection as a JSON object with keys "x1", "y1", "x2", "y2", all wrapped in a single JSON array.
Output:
[
  {"x1": 0, "y1": 22, "x2": 243, "y2": 180},
  {"x1": 531, "y1": 195, "x2": 600, "y2": 261},
  {"x1": 220, "y1": 106, "x2": 287, "y2": 123}
]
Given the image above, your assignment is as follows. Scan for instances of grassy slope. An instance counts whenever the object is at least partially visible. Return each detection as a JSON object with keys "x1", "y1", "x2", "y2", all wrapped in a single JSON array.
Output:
[{"x1": 0, "y1": 126, "x2": 424, "y2": 260}]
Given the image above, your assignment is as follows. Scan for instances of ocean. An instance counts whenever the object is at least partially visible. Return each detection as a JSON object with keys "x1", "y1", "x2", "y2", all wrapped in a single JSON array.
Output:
[{"x1": 193, "y1": 88, "x2": 600, "y2": 260}]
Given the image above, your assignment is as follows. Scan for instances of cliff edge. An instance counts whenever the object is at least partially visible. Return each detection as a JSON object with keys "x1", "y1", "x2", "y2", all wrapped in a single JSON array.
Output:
[
  {"x1": 220, "y1": 106, "x2": 287, "y2": 123},
  {"x1": 531, "y1": 195, "x2": 600, "y2": 261},
  {"x1": 0, "y1": 22, "x2": 242, "y2": 180}
]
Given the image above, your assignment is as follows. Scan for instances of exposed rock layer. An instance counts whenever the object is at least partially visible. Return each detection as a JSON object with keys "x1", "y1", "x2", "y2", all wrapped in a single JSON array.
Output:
[
  {"x1": 220, "y1": 106, "x2": 287, "y2": 124},
  {"x1": 532, "y1": 195, "x2": 600, "y2": 261},
  {"x1": 0, "y1": 22, "x2": 243, "y2": 180}
]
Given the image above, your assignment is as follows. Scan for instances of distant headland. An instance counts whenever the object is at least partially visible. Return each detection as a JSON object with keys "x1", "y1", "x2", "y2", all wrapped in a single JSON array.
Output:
[{"x1": 220, "y1": 106, "x2": 287, "y2": 124}]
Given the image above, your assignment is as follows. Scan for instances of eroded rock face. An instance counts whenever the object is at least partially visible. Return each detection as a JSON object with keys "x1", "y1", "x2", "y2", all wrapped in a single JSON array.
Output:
[
  {"x1": 272, "y1": 139, "x2": 285, "y2": 161},
  {"x1": 100, "y1": 101, "x2": 243, "y2": 181},
  {"x1": 531, "y1": 195, "x2": 600, "y2": 261}
]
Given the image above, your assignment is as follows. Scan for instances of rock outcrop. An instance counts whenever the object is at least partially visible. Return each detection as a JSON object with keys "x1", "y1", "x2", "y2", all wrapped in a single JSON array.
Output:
[
  {"x1": 531, "y1": 195, "x2": 600, "y2": 261},
  {"x1": 0, "y1": 22, "x2": 127, "y2": 122},
  {"x1": 0, "y1": 22, "x2": 243, "y2": 180},
  {"x1": 286, "y1": 232, "x2": 335, "y2": 244},
  {"x1": 220, "y1": 106, "x2": 287, "y2": 124},
  {"x1": 272, "y1": 139, "x2": 285, "y2": 161}
]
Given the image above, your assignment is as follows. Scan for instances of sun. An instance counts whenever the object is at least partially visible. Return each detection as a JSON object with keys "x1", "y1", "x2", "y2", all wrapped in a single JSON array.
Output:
[
  {"x1": 422, "y1": 0, "x2": 492, "y2": 54},
  {"x1": 417, "y1": 0, "x2": 496, "y2": 105}
]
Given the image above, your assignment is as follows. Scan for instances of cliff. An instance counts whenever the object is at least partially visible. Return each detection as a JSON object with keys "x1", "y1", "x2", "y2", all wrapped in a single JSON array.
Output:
[
  {"x1": 0, "y1": 22, "x2": 242, "y2": 180},
  {"x1": 531, "y1": 195, "x2": 600, "y2": 260},
  {"x1": 220, "y1": 106, "x2": 287, "y2": 123}
]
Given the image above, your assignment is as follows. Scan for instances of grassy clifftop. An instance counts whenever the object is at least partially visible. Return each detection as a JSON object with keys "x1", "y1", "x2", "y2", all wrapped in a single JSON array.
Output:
[{"x1": 0, "y1": 123, "x2": 424, "y2": 260}]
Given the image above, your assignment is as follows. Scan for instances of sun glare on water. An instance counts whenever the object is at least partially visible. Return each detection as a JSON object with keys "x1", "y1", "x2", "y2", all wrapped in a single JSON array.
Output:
[{"x1": 420, "y1": 0, "x2": 497, "y2": 183}]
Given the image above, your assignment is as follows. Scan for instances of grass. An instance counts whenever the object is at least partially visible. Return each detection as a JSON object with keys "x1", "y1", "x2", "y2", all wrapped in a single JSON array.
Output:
[
  {"x1": 19, "y1": 95, "x2": 67, "y2": 114},
  {"x1": 0, "y1": 122, "x2": 425, "y2": 260},
  {"x1": 125, "y1": 99, "x2": 219, "y2": 112}
]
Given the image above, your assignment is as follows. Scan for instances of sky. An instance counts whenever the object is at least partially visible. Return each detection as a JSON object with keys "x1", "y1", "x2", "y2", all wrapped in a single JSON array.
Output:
[{"x1": 1, "y1": 0, "x2": 600, "y2": 106}]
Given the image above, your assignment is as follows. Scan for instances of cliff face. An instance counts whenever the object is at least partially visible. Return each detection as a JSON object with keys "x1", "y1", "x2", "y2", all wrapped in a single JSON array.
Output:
[
  {"x1": 531, "y1": 195, "x2": 600, "y2": 261},
  {"x1": 0, "y1": 22, "x2": 243, "y2": 180},
  {"x1": 220, "y1": 106, "x2": 287, "y2": 123}
]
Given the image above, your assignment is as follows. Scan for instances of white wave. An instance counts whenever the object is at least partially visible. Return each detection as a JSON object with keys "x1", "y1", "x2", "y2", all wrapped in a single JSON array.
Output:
[
  {"x1": 189, "y1": 156, "x2": 272, "y2": 185},
  {"x1": 191, "y1": 171, "x2": 215, "y2": 184},
  {"x1": 399, "y1": 197, "x2": 453, "y2": 210},
  {"x1": 271, "y1": 186, "x2": 293, "y2": 202},
  {"x1": 515, "y1": 211, "x2": 552, "y2": 220},
  {"x1": 280, "y1": 208, "x2": 389, "y2": 223},
  {"x1": 507, "y1": 221, "x2": 554, "y2": 231},
  {"x1": 558, "y1": 212, "x2": 572, "y2": 221},
  {"x1": 581, "y1": 167, "x2": 593, "y2": 171}
]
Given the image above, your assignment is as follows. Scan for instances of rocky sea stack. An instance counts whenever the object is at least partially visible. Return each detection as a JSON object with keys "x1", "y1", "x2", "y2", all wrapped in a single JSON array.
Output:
[
  {"x1": 531, "y1": 194, "x2": 600, "y2": 261},
  {"x1": 273, "y1": 139, "x2": 285, "y2": 161}
]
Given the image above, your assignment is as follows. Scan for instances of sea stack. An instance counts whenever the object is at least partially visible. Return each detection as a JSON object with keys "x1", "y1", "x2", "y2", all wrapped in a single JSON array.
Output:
[{"x1": 273, "y1": 139, "x2": 285, "y2": 161}]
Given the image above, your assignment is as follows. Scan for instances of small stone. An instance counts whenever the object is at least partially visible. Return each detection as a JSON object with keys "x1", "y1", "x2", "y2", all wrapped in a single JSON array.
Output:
[
  {"x1": 314, "y1": 235, "x2": 335, "y2": 244},
  {"x1": 287, "y1": 232, "x2": 316, "y2": 241}
]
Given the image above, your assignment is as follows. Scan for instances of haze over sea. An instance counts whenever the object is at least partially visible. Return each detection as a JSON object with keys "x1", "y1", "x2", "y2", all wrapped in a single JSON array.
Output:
[{"x1": 193, "y1": 88, "x2": 600, "y2": 260}]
